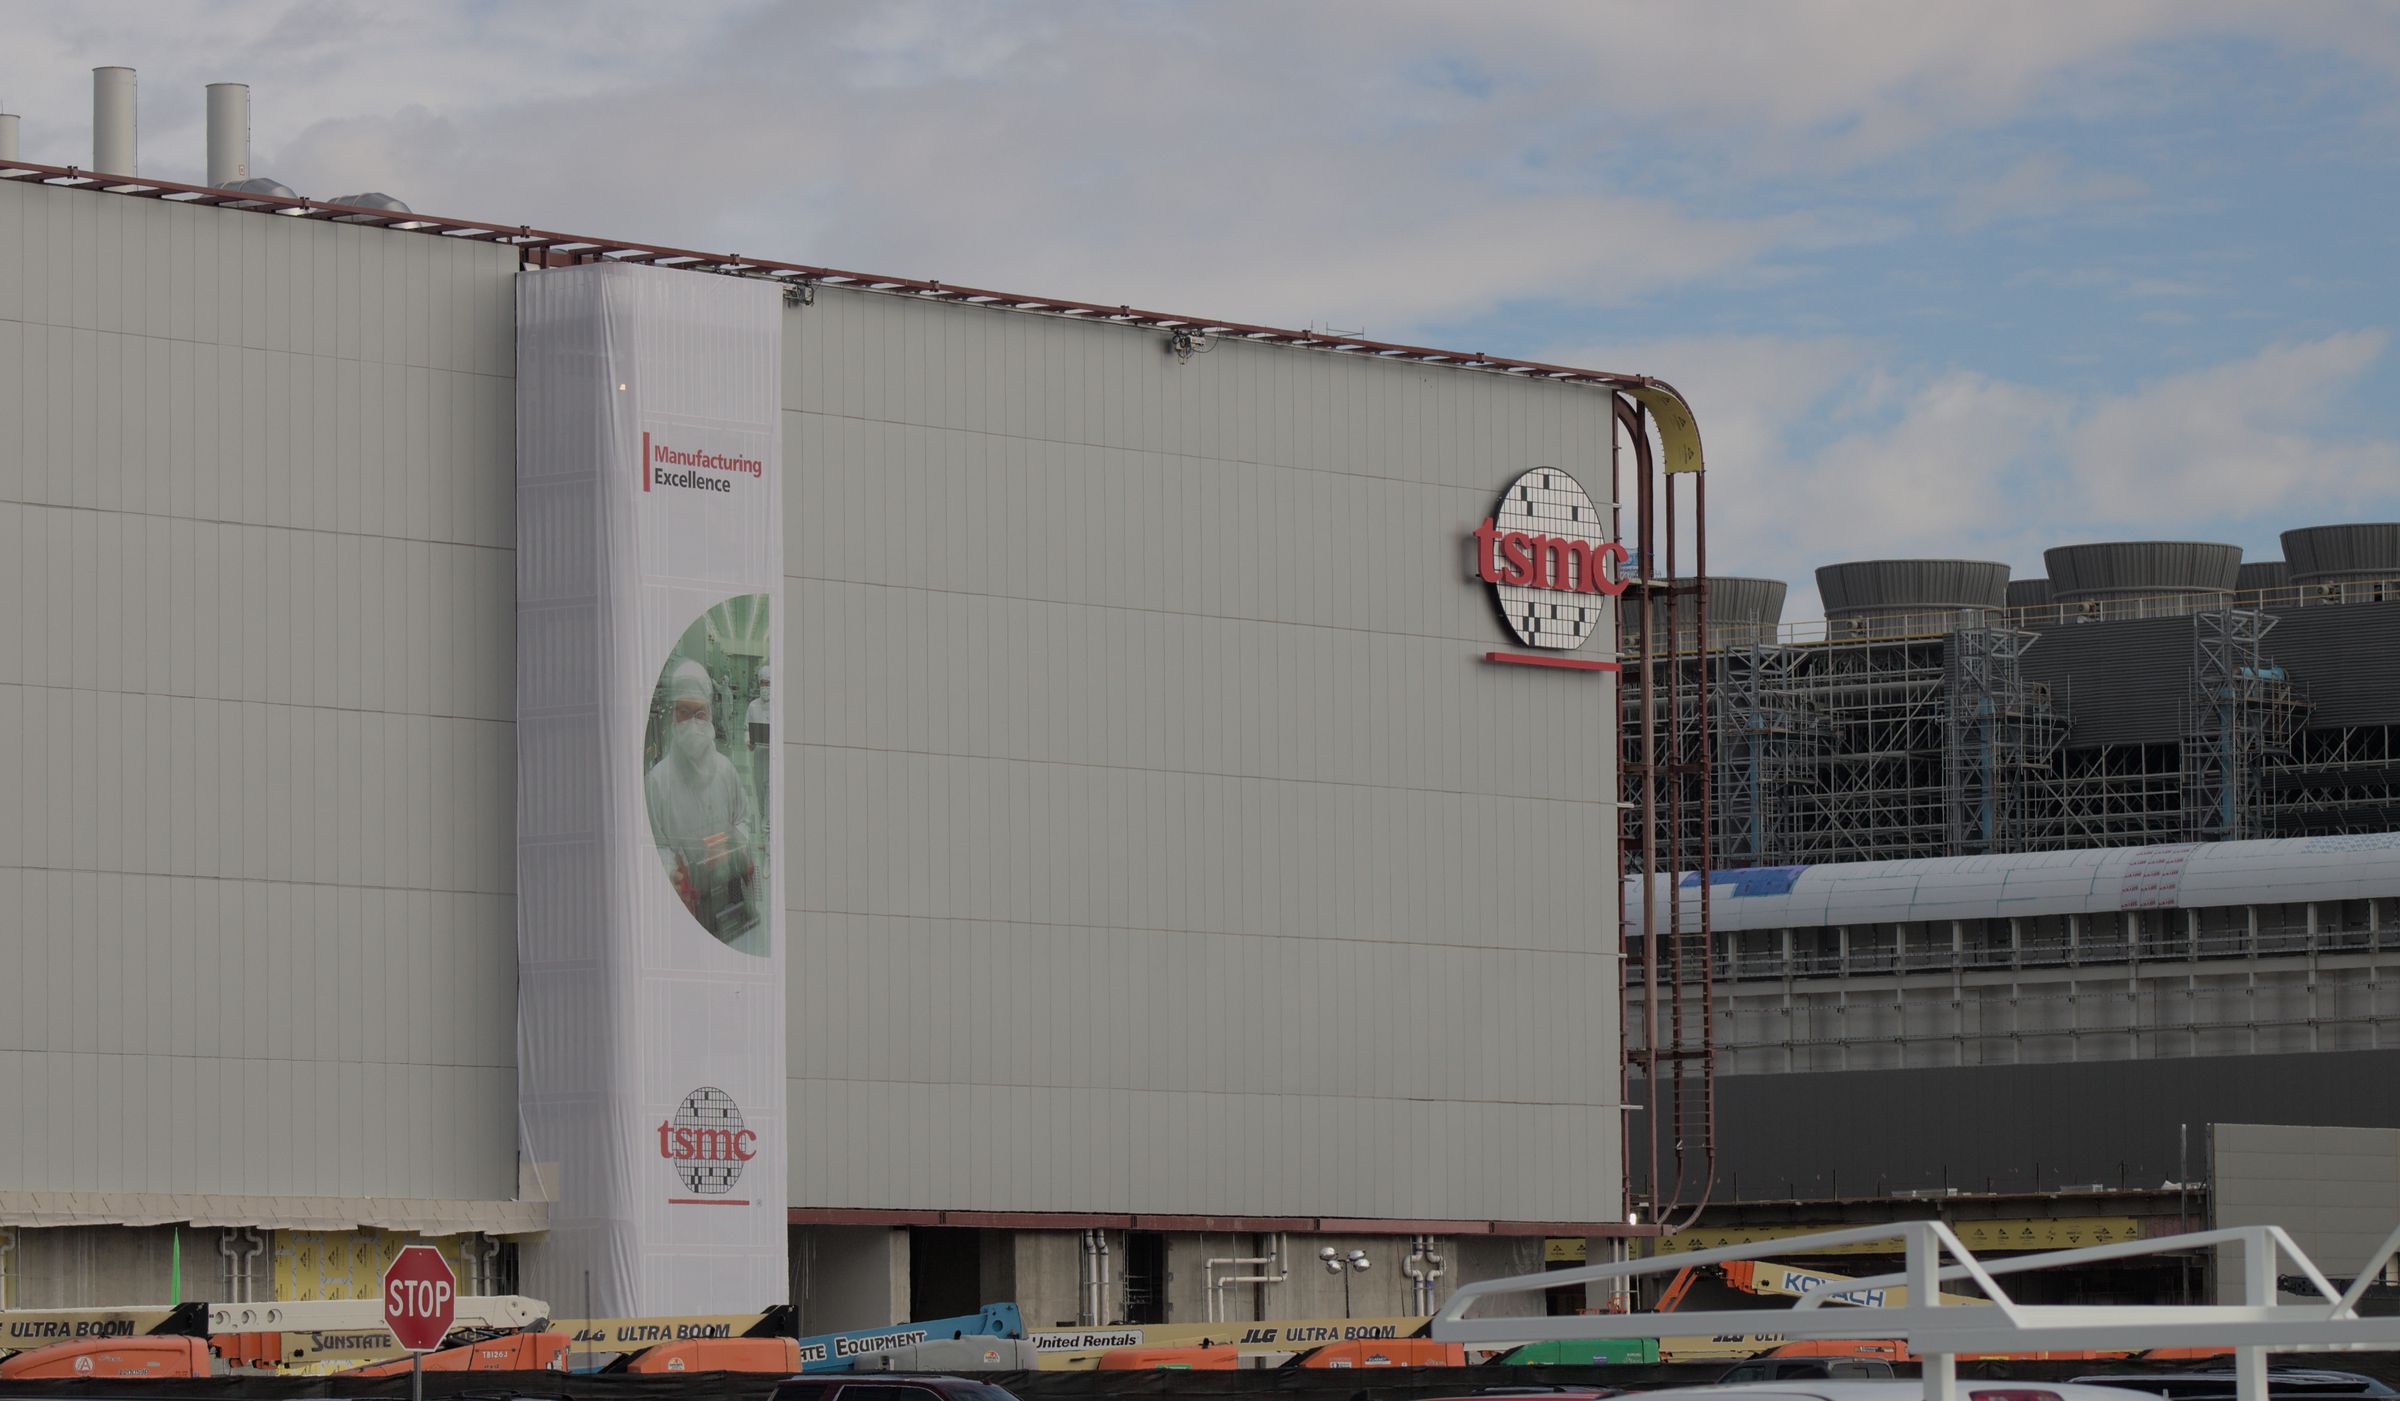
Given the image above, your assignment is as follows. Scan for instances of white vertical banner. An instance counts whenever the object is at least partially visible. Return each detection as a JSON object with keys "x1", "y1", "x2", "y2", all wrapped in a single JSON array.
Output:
[{"x1": 516, "y1": 263, "x2": 786, "y2": 1315}]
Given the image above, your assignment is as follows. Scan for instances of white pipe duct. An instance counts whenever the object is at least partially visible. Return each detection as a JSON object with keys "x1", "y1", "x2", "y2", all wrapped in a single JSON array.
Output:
[
  {"x1": 1078, "y1": 1231, "x2": 1097, "y2": 1327},
  {"x1": 206, "y1": 82, "x2": 249, "y2": 186},
  {"x1": 0, "y1": 114, "x2": 20, "y2": 164},
  {"x1": 92, "y1": 66, "x2": 135, "y2": 174},
  {"x1": 1402, "y1": 1235, "x2": 1445, "y2": 1315},
  {"x1": 1205, "y1": 1233, "x2": 1290, "y2": 1322}
]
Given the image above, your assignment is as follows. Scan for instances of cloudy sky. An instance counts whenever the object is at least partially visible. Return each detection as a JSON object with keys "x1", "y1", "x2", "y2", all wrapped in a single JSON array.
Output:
[{"x1": 10, "y1": 1, "x2": 2398, "y2": 616}]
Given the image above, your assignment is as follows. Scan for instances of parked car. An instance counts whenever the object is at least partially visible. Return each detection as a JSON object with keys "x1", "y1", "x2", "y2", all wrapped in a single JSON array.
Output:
[
  {"x1": 1597, "y1": 1383, "x2": 2166, "y2": 1401},
  {"x1": 1717, "y1": 1358, "x2": 1900, "y2": 1384},
  {"x1": 2069, "y1": 1371, "x2": 2399, "y2": 1401},
  {"x1": 1402, "y1": 1388, "x2": 1619, "y2": 1401}
]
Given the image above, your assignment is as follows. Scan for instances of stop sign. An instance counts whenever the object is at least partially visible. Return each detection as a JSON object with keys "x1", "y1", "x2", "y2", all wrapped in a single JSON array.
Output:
[{"x1": 381, "y1": 1246, "x2": 458, "y2": 1353}]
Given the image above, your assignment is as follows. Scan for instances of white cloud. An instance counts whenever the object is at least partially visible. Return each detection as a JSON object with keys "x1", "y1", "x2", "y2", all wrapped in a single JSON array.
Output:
[
  {"x1": 1548, "y1": 331, "x2": 2400, "y2": 621},
  {"x1": 2070, "y1": 330, "x2": 2400, "y2": 521},
  {"x1": 1946, "y1": 153, "x2": 2147, "y2": 232},
  {"x1": 7, "y1": 0, "x2": 2395, "y2": 335}
]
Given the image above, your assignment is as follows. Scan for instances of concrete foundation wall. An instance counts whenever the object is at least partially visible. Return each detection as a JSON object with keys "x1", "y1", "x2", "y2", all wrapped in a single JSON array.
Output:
[
  {"x1": 792, "y1": 1226, "x2": 908, "y2": 1334},
  {"x1": 7, "y1": 1225, "x2": 223, "y2": 1309},
  {"x1": 1159, "y1": 1232, "x2": 1547, "y2": 1325},
  {"x1": 1007, "y1": 1231, "x2": 1088, "y2": 1331},
  {"x1": 1444, "y1": 1237, "x2": 1549, "y2": 1318}
]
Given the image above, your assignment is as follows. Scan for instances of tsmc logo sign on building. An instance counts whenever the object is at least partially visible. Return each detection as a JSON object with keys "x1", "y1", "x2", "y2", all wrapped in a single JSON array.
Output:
[
  {"x1": 658, "y1": 1086, "x2": 758, "y2": 1205},
  {"x1": 1470, "y1": 467, "x2": 1627, "y2": 671}
]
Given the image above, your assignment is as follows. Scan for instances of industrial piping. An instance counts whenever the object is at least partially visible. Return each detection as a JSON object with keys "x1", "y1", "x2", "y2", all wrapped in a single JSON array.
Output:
[
  {"x1": 1078, "y1": 1230, "x2": 1113, "y2": 1327},
  {"x1": 1401, "y1": 1236, "x2": 1445, "y2": 1315},
  {"x1": 1203, "y1": 1234, "x2": 1290, "y2": 1323}
]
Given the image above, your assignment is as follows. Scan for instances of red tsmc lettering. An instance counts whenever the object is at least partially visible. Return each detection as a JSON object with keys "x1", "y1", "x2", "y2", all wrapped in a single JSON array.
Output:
[
  {"x1": 1473, "y1": 518, "x2": 1628, "y2": 595},
  {"x1": 656, "y1": 1123, "x2": 761, "y2": 1162}
]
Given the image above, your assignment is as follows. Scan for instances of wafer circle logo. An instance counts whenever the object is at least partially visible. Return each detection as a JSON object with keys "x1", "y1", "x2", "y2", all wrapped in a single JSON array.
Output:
[
  {"x1": 1470, "y1": 467, "x2": 1628, "y2": 649},
  {"x1": 656, "y1": 1086, "x2": 758, "y2": 1197}
]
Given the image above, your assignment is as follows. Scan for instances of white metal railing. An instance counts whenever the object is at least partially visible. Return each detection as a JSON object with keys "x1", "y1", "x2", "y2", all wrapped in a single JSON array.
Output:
[{"x1": 1429, "y1": 1220, "x2": 2400, "y2": 1401}]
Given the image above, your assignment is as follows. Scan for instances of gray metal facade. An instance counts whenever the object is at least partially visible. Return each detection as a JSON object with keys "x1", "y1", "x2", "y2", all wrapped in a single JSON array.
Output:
[
  {"x1": 780, "y1": 286, "x2": 1626, "y2": 1221},
  {"x1": 1, "y1": 172, "x2": 1628, "y2": 1228},
  {"x1": 0, "y1": 176, "x2": 523, "y2": 1207}
]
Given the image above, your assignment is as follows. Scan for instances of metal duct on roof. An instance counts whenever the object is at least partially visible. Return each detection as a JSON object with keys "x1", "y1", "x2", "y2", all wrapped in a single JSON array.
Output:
[
  {"x1": 2238, "y1": 560, "x2": 2290, "y2": 594},
  {"x1": 206, "y1": 82, "x2": 249, "y2": 187},
  {"x1": 93, "y1": 66, "x2": 136, "y2": 175},
  {"x1": 2283, "y1": 524, "x2": 2400, "y2": 583},
  {"x1": 2007, "y1": 578, "x2": 2052, "y2": 609},
  {"x1": 2044, "y1": 541, "x2": 2239, "y2": 603},
  {"x1": 1816, "y1": 559, "x2": 2008, "y2": 639},
  {"x1": 1622, "y1": 576, "x2": 1787, "y2": 650}
]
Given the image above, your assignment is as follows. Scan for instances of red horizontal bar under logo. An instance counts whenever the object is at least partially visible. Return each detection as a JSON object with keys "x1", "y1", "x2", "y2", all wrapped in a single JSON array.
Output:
[{"x1": 1485, "y1": 651, "x2": 1620, "y2": 672}]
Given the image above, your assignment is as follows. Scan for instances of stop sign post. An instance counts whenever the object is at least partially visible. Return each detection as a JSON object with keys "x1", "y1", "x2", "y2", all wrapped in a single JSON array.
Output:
[{"x1": 383, "y1": 1246, "x2": 457, "y2": 1401}]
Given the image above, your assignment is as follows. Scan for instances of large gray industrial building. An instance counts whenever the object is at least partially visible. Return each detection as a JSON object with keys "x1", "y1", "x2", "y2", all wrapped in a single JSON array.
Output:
[
  {"x1": 0, "y1": 75, "x2": 1652, "y2": 1335},
  {"x1": 7, "y1": 65, "x2": 2400, "y2": 1341}
]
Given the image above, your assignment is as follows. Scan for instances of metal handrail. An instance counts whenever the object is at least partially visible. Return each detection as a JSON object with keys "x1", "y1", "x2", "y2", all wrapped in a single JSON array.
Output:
[{"x1": 1429, "y1": 1219, "x2": 2400, "y2": 1401}]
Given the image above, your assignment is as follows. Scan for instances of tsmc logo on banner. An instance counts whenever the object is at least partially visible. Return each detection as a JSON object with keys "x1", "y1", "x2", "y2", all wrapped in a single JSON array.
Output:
[
  {"x1": 1470, "y1": 467, "x2": 1627, "y2": 672},
  {"x1": 659, "y1": 1086, "x2": 757, "y2": 1205}
]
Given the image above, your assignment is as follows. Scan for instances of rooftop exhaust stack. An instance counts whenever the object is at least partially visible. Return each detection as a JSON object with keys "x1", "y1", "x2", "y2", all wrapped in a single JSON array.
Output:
[
  {"x1": 0, "y1": 112, "x2": 19, "y2": 164},
  {"x1": 93, "y1": 66, "x2": 136, "y2": 174},
  {"x1": 206, "y1": 83, "x2": 250, "y2": 187}
]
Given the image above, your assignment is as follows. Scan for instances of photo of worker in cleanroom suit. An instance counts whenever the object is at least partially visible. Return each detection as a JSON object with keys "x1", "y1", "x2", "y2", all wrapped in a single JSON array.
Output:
[
  {"x1": 746, "y1": 662, "x2": 772, "y2": 836},
  {"x1": 644, "y1": 594, "x2": 771, "y2": 956}
]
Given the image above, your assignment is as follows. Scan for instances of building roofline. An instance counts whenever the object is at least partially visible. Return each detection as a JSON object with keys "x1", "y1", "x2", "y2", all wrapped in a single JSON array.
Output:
[{"x1": 0, "y1": 156, "x2": 1706, "y2": 473}]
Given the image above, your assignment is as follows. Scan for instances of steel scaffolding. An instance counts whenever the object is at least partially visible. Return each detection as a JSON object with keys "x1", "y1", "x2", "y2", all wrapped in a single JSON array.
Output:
[
  {"x1": 1621, "y1": 602, "x2": 2371, "y2": 872},
  {"x1": 2270, "y1": 724, "x2": 2400, "y2": 834},
  {"x1": 1944, "y1": 618, "x2": 2062, "y2": 855},
  {"x1": 1624, "y1": 630, "x2": 2063, "y2": 871},
  {"x1": 2182, "y1": 607, "x2": 2309, "y2": 842}
]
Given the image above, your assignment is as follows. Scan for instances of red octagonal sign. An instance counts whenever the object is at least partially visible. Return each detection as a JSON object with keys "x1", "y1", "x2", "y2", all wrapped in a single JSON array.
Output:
[{"x1": 382, "y1": 1245, "x2": 457, "y2": 1353}]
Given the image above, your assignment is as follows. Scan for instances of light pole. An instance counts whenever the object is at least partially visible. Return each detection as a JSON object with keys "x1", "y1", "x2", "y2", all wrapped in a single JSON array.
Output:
[{"x1": 1320, "y1": 1246, "x2": 1371, "y2": 1319}]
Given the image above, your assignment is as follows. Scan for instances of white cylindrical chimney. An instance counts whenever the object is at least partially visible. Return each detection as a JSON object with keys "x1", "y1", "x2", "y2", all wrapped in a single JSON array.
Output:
[
  {"x1": 93, "y1": 65, "x2": 136, "y2": 174},
  {"x1": 206, "y1": 82, "x2": 249, "y2": 186},
  {"x1": 0, "y1": 113, "x2": 20, "y2": 163}
]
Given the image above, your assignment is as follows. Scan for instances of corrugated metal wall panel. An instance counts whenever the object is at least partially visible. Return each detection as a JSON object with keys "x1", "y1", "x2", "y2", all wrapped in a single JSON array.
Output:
[
  {"x1": 2021, "y1": 612, "x2": 2193, "y2": 745},
  {"x1": 0, "y1": 179, "x2": 521, "y2": 1202},
  {"x1": 785, "y1": 289, "x2": 1623, "y2": 1222},
  {"x1": 2021, "y1": 602, "x2": 2400, "y2": 742},
  {"x1": 2259, "y1": 601, "x2": 2400, "y2": 728}
]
